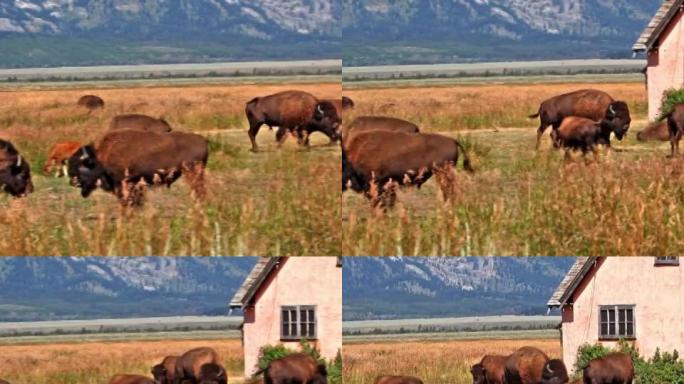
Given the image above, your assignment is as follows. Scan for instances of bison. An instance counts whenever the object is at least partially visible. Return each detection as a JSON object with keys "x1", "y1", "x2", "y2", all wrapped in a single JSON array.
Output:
[
  {"x1": 636, "y1": 121, "x2": 669, "y2": 142},
  {"x1": 44, "y1": 141, "x2": 82, "y2": 177},
  {"x1": 343, "y1": 130, "x2": 472, "y2": 208},
  {"x1": 173, "y1": 347, "x2": 221, "y2": 384},
  {"x1": 245, "y1": 90, "x2": 341, "y2": 151},
  {"x1": 198, "y1": 362, "x2": 228, "y2": 384},
  {"x1": 0, "y1": 379, "x2": 9, "y2": 384},
  {"x1": 108, "y1": 374, "x2": 155, "y2": 384},
  {"x1": 555, "y1": 116, "x2": 612, "y2": 161},
  {"x1": 78, "y1": 94, "x2": 105, "y2": 113},
  {"x1": 152, "y1": 356, "x2": 179, "y2": 384},
  {"x1": 343, "y1": 116, "x2": 420, "y2": 149},
  {"x1": 323, "y1": 96, "x2": 354, "y2": 115},
  {"x1": 109, "y1": 114, "x2": 173, "y2": 134},
  {"x1": 67, "y1": 129, "x2": 208, "y2": 206},
  {"x1": 374, "y1": 376, "x2": 424, "y2": 384},
  {"x1": 661, "y1": 103, "x2": 684, "y2": 157},
  {"x1": 471, "y1": 355, "x2": 507, "y2": 384},
  {"x1": 530, "y1": 89, "x2": 631, "y2": 149},
  {"x1": 582, "y1": 352, "x2": 634, "y2": 384},
  {"x1": 257, "y1": 353, "x2": 325, "y2": 384},
  {"x1": 0, "y1": 139, "x2": 33, "y2": 197},
  {"x1": 504, "y1": 346, "x2": 550, "y2": 384},
  {"x1": 541, "y1": 359, "x2": 569, "y2": 384}
]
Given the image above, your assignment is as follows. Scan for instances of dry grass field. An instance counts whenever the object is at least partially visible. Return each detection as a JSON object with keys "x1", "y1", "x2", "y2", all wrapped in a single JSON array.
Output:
[
  {"x1": 341, "y1": 81, "x2": 684, "y2": 256},
  {"x1": 0, "y1": 81, "x2": 340, "y2": 256},
  {"x1": 0, "y1": 339, "x2": 244, "y2": 384},
  {"x1": 343, "y1": 338, "x2": 561, "y2": 384}
]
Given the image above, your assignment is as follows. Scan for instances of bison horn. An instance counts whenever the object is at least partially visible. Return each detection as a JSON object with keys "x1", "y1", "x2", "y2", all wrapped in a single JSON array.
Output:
[
  {"x1": 317, "y1": 104, "x2": 324, "y2": 115},
  {"x1": 16, "y1": 155, "x2": 21, "y2": 167},
  {"x1": 546, "y1": 364, "x2": 554, "y2": 374},
  {"x1": 609, "y1": 104, "x2": 616, "y2": 116},
  {"x1": 81, "y1": 147, "x2": 89, "y2": 160}
]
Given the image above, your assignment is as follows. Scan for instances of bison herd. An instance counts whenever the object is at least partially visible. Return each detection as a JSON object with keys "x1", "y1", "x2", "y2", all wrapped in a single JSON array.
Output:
[{"x1": 469, "y1": 347, "x2": 633, "y2": 384}]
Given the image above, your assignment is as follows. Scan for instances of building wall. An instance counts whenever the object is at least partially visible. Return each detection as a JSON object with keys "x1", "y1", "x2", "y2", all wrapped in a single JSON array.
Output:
[
  {"x1": 241, "y1": 257, "x2": 342, "y2": 378},
  {"x1": 647, "y1": 9, "x2": 684, "y2": 120},
  {"x1": 560, "y1": 257, "x2": 684, "y2": 373}
]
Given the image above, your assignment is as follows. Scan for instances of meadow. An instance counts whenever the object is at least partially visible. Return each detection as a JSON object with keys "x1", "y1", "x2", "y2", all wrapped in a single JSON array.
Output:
[
  {"x1": 343, "y1": 337, "x2": 561, "y2": 384},
  {"x1": 341, "y1": 81, "x2": 684, "y2": 256},
  {"x1": 0, "y1": 81, "x2": 340, "y2": 256},
  {"x1": 0, "y1": 338, "x2": 245, "y2": 384}
]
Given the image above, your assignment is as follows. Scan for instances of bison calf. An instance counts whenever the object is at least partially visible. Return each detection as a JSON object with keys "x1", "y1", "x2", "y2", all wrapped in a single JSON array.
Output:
[
  {"x1": 555, "y1": 116, "x2": 612, "y2": 161},
  {"x1": 0, "y1": 139, "x2": 33, "y2": 197},
  {"x1": 108, "y1": 374, "x2": 155, "y2": 384},
  {"x1": 44, "y1": 141, "x2": 82, "y2": 177},
  {"x1": 504, "y1": 346, "x2": 550, "y2": 384},
  {"x1": 471, "y1": 355, "x2": 507, "y2": 384},
  {"x1": 152, "y1": 355, "x2": 179, "y2": 384},
  {"x1": 374, "y1": 375, "x2": 424, "y2": 384},
  {"x1": 583, "y1": 352, "x2": 634, "y2": 384},
  {"x1": 636, "y1": 121, "x2": 669, "y2": 142},
  {"x1": 174, "y1": 347, "x2": 221, "y2": 384}
]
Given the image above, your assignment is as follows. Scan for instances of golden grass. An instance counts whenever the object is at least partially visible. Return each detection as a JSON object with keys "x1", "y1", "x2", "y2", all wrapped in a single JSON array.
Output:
[
  {"x1": 0, "y1": 339, "x2": 243, "y2": 384},
  {"x1": 343, "y1": 338, "x2": 561, "y2": 384}
]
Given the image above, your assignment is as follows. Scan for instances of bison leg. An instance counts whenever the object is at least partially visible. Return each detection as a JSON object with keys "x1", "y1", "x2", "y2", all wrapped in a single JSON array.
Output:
[
  {"x1": 295, "y1": 128, "x2": 310, "y2": 148},
  {"x1": 275, "y1": 126, "x2": 290, "y2": 147},
  {"x1": 248, "y1": 121, "x2": 264, "y2": 152}
]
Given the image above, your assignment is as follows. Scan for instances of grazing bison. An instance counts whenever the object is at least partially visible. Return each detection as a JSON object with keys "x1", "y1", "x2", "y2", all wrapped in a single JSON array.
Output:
[
  {"x1": 343, "y1": 131, "x2": 473, "y2": 208},
  {"x1": 471, "y1": 355, "x2": 507, "y2": 384},
  {"x1": 258, "y1": 353, "x2": 325, "y2": 384},
  {"x1": 541, "y1": 359, "x2": 569, "y2": 384},
  {"x1": 174, "y1": 347, "x2": 221, "y2": 384},
  {"x1": 198, "y1": 363, "x2": 228, "y2": 384},
  {"x1": 504, "y1": 346, "x2": 550, "y2": 384},
  {"x1": 245, "y1": 90, "x2": 341, "y2": 151},
  {"x1": 0, "y1": 139, "x2": 33, "y2": 197},
  {"x1": 78, "y1": 94, "x2": 105, "y2": 112},
  {"x1": 661, "y1": 103, "x2": 684, "y2": 157},
  {"x1": 343, "y1": 116, "x2": 420, "y2": 149},
  {"x1": 374, "y1": 376, "x2": 424, "y2": 384},
  {"x1": 109, "y1": 114, "x2": 173, "y2": 134},
  {"x1": 530, "y1": 89, "x2": 631, "y2": 149},
  {"x1": 108, "y1": 374, "x2": 155, "y2": 384},
  {"x1": 636, "y1": 121, "x2": 669, "y2": 142},
  {"x1": 44, "y1": 141, "x2": 82, "y2": 177},
  {"x1": 583, "y1": 352, "x2": 634, "y2": 384},
  {"x1": 67, "y1": 129, "x2": 208, "y2": 206},
  {"x1": 555, "y1": 116, "x2": 612, "y2": 161},
  {"x1": 152, "y1": 356, "x2": 179, "y2": 384}
]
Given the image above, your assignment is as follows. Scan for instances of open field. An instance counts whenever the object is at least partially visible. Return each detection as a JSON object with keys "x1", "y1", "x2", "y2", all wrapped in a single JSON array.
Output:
[
  {"x1": 340, "y1": 81, "x2": 684, "y2": 256},
  {"x1": 0, "y1": 81, "x2": 340, "y2": 256},
  {"x1": 0, "y1": 338, "x2": 244, "y2": 384},
  {"x1": 343, "y1": 338, "x2": 561, "y2": 384}
]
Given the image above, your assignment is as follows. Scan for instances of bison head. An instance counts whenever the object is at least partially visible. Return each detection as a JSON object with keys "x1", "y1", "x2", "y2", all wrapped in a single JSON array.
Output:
[
  {"x1": 67, "y1": 145, "x2": 113, "y2": 198},
  {"x1": 151, "y1": 364, "x2": 168, "y2": 383},
  {"x1": 604, "y1": 101, "x2": 631, "y2": 140},
  {"x1": 470, "y1": 363, "x2": 486, "y2": 384},
  {"x1": 198, "y1": 363, "x2": 227, "y2": 384},
  {"x1": 541, "y1": 359, "x2": 569, "y2": 384},
  {"x1": 312, "y1": 101, "x2": 342, "y2": 142},
  {"x1": 0, "y1": 153, "x2": 33, "y2": 197},
  {"x1": 342, "y1": 96, "x2": 355, "y2": 110}
]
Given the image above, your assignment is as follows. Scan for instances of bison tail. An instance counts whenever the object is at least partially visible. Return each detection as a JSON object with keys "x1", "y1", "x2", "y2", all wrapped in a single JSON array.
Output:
[
  {"x1": 455, "y1": 140, "x2": 474, "y2": 173},
  {"x1": 528, "y1": 112, "x2": 540, "y2": 119}
]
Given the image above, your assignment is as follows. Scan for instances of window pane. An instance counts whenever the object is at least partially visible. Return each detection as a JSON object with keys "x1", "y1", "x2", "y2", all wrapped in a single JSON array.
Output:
[
  {"x1": 283, "y1": 310, "x2": 289, "y2": 322},
  {"x1": 609, "y1": 322, "x2": 615, "y2": 335},
  {"x1": 601, "y1": 310, "x2": 607, "y2": 322},
  {"x1": 601, "y1": 323, "x2": 608, "y2": 336},
  {"x1": 619, "y1": 309, "x2": 625, "y2": 322},
  {"x1": 619, "y1": 322, "x2": 625, "y2": 335},
  {"x1": 283, "y1": 322, "x2": 289, "y2": 337},
  {"x1": 291, "y1": 310, "x2": 297, "y2": 322},
  {"x1": 300, "y1": 309, "x2": 307, "y2": 322},
  {"x1": 301, "y1": 323, "x2": 308, "y2": 336},
  {"x1": 308, "y1": 323, "x2": 315, "y2": 337},
  {"x1": 609, "y1": 310, "x2": 615, "y2": 322},
  {"x1": 291, "y1": 323, "x2": 297, "y2": 336},
  {"x1": 627, "y1": 322, "x2": 634, "y2": 336},
  {"x1": 627, "y1": 309, "x2": 633, "y2": 322}
]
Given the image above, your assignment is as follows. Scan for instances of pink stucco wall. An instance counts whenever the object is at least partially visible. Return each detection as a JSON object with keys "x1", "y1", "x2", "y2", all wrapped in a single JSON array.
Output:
[
  {"x1": 646, "y1": 9, "x2": 684, "y2": 120},
  {"x1": 241, "y1": 257, "x2": 342, "y2": 378},
  {"x1": 560, "y1": 257, "x2": 684, "y2": 373}
]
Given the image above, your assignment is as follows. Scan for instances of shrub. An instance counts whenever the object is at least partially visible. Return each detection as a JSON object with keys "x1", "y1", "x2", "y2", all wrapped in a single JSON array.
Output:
[
  {"x1": 658, "y1": 88, "x2": 684, "y2": 120},
  {"x1": 574, "y1": 343, "x2": 612, "y2": 373}
]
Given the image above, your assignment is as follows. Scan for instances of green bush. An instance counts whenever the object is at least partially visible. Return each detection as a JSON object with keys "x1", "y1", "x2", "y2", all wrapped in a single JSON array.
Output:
[
  {"x1": 658, "y1": 88, "x2": 684, "y2": 120},
  {"x1": 575, "y1": 343, "x2": 612, "y2": 373},
  {"x1": 254, "y1": 340, "x2": 342, "y2": 384}
]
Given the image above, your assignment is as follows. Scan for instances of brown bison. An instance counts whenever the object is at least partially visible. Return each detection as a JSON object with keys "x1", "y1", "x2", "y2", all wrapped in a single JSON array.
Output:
[
  {"x1": 44, "y1": 141, "x2": 82, "y2": 177},
  {"x1": 583, "y1": 352, "x2": 634, "y2": 384},
  {"x1": 152, "y1": 356, "x2": 179, "y2": 384},
  {"x1": 173, "y1": 347, "x2": 221, "y2": 384},
  {"x1": 108, "y1": 374, "x2": 155, "y2": 384},
  {"x1": 504, "y1": 346, "x2": 550, "y2": 384},
  {"x1": 343, "y1": 130, "x2": 472, "y2": 207},
  {"x1": 374, "y1": 376, "x2": 424, "y2": 384},
  {"x1": 257, "y1": 353, "x2": 326, "y2": 384},
  {"x1": 541, "y1": 359, "x2": 569, "y2": 384},
  {"x1": 197, "y1": 363, "x2": 228, "y2": 384},
  {"x1": 471, "y1": 355, "x2": 507, "y2": 384},
  {"x1": 0, "y1": 139, "x2": 33, "y2": 197},
  {"x1": 661, "y1": 103, "x2": 684, "y2": 157},
  {"x1": 0, "y1": 379, "x2": 9, "y2": 384},
  {"x1": 636, "y1": 121, "x2": 669, "y2": 142},
  {"x1": 109, "y1": 114, "x2": 173, "y2": 134},
  {"x1": 343, "y1": 116, "x2": 420, "y2": 149},
  {"x1": 530, "y1": 89, "x2": 631, "y2": 149},
  {"x1": 67, "y1": 129, "x2": 208, "y2": 206},
  {"x1": 78, "y1": 94, "x2": 105, "y2": 112},
  {"x1": 323, "y1": 96, "x2": 354, "y2": 115},
  {"x1": 555, "y1": 116, "x2": 612, "y2": 161},
  {"x1": 245, "y1": 90, "x2": 341, "y2": 151}
]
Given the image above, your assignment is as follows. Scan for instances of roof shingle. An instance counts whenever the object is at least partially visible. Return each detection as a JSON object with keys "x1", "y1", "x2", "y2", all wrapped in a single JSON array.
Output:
[{"x1": 633, "y1": 0, "x2": 684, "y2": 52}]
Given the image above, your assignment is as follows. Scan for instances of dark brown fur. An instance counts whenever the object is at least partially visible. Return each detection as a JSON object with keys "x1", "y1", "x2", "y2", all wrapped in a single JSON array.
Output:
[
  {"x1": 471, "y1": 355, "x2": 507, "y2": 384},
  {"x1": 44, "y1": 141, "x2": 82, "y2": 176},
  {"x1": 504, "y1": 346, "x2": 550, "y2": 384},
  {"x1": 78, "y1": 95, "x2": 105, "y2": 112},
  {"x1": 151, "y1": 356, "x2": 179, "y2": 384},
  {"x1": 583, "y1": 352, "x2": 634, "y2": 384},
  {"x1": 259, "y1": 353, "x2": 323, "y2": 384},
  {"x1": 663, "y1": 103, "x2": 684, "y2": 157},
  {"x1": 109, "y1": 114, "x2": 173, "y2": 134},
  {"x1": 530, "y1": 89, "x2": 631, "y2": 149},
  {"x1": 636, "y1": 121, "x2": 669, "y2": 142},
  {"x1": 541, "y1": 359, "x2": 569, "y2": 384},
  {"x1": 108, "y1": 374, "x2": 155, "y2": 384},
  {"x1": 174, "y1": 347, "x2": 220, "y2": 384},
  {"x1": 374, "y1": 376, "x2": 424, "y2": 384},
  {"x1": 0, "y1": 139, "x2": 33, "y2": 197},
  {"x1": 555, "y1": 116, "x2": 611, "y2": 161},
  {"x1": 343, "y1": 116, "x2": 420, "y2": 150}
]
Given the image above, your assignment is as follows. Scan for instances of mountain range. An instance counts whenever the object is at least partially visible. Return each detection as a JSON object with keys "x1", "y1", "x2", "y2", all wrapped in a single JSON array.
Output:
[{"x1": 343, "y1": 257, "x2": 575, "y2": 320}]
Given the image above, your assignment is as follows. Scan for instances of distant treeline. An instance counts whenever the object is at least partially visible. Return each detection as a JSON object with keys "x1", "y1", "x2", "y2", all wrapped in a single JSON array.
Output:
[
  {"x1": 0, "y1": 323, "x2": 240, "y2": 338},
  {"x1": 343, "y1": 322, "x2": 557, "y2": 336}
]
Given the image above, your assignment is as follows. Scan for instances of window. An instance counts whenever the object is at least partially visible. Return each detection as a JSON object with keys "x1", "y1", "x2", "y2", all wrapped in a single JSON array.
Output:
[
  {"x1": 281, "y1": 305, "x2": 316, "y2": 340},
  {"x1": 655, "y1": 256, "x2": 679, "y2": 266},
  {"x1": 599, "y1": 305, "x2": 635, "y2": 340}
]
